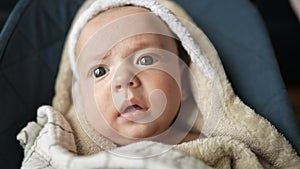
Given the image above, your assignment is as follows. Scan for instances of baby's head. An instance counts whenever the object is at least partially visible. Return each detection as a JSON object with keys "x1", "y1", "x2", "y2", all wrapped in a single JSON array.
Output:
[{"x1": 70, "y1": 5, "x2": 198, "y2": 146}]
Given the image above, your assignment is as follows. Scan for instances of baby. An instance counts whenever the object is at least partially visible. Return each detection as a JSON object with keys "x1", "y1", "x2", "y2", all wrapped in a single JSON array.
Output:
[
  {"x1": 71, "y1": 5, "x2": 201, "y2": 147},
  {"x1": 17, "y1": 0, "x2": 300, "y2": 168}
]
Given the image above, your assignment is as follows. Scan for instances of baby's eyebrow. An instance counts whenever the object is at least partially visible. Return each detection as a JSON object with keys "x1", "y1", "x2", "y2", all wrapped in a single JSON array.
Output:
[
  {"x1": 129, "y1": 39, "x2": 151, "y2": 52},
  {"x1": 105, "y1": 36, "x2": 158, "y2": 60},
  {"x1": 101, "y1": 50, "x2": 112, "y2": 60},
  {"x1": 124, "y1": 35, "x2": 162, "y2": 54}
]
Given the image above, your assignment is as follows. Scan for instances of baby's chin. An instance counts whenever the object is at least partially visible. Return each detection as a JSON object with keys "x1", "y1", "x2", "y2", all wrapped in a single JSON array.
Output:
[
  {"x1": 108, "y1": 130, "x2": 199, "y2": 146},
  {"x1": 107, "y1": 134, "x2": 151, "y2": 146},
  {"x1": 107, "y1": 126, "x2": 167, "y2": 145}
]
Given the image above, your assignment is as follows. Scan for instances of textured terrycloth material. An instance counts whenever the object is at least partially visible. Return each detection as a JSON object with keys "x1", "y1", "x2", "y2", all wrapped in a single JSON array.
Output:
[
  {"x1": 17, "y1": 0, "x2": 300, "y2": 168},
  {"x1": 17, "y1": 106, "x2": 212, "y2": 169}
]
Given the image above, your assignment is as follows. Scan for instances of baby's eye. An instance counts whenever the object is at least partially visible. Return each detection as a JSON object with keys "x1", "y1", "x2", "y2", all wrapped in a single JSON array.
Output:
[
  {"x1": 137, "y1": 55, "x2": 158, "y2": 66},
  {"x1": 93, "y1": 66, "x2": 109, "y2": 78}
]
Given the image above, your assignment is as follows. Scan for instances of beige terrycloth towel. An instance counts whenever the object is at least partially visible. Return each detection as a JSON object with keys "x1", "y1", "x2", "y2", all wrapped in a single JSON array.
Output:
[{"x1": 17, "y1": 0, "x2": 300, "y2": 168}]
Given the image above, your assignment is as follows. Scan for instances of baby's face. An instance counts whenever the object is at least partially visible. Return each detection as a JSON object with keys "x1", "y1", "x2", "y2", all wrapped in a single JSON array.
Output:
[{"x1": 75, "y1": 6, "x2": 186, "y2": 145}]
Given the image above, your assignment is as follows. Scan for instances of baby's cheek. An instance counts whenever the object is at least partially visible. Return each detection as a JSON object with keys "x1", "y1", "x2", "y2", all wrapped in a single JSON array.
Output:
[{"x1": 94, "y1": 85, "x2": 113, "y2": 111}]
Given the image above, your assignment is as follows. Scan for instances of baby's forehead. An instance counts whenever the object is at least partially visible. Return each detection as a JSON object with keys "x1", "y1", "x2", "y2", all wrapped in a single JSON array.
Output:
[
  {"x1": 76, "y1": 6, "x2": 176, "y2": 59},
  {"x1": 90, "y1": 7, "x2": 150, "y2": 31},
  {"x1": 76, "y1": 6, "x2": 150, "y2": 54}
]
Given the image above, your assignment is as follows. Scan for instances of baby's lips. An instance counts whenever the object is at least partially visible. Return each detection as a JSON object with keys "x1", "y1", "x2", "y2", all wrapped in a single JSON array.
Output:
[
  {"x1": 124, "y1": 97, "x2": 146, "y2": 111},
  {"x1": 119, "y1": 97, "x2": 149, "y2": 121},
  {"x1": 120, "y1": 109, "x2": 149, "y2": 122}
]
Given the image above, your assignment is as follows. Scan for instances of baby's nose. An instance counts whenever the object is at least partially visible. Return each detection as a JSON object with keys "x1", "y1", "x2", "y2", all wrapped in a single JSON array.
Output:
[{"x1": 113, "y1": 71, "x2": 141, "y2": 92}]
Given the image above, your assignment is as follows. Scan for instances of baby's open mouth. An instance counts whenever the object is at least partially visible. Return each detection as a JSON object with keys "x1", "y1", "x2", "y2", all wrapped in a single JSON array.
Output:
[
  {"x1": 123, "y1": 104, "x2": 144, "y2": 113},
  {"x1": 119, "y1": 100, "x2": 148, "y2": 121}
]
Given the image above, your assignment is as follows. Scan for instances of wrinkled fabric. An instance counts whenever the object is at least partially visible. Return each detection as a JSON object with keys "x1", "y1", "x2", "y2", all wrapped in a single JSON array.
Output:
[{"x1": 17, "y1": 106, "x2": 211, "y2": 169}]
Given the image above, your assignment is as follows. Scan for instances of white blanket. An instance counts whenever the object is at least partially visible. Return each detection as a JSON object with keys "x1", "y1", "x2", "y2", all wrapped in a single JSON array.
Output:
[{"x1": 17, "y1": 106, "x2": 211, "y2": 169}]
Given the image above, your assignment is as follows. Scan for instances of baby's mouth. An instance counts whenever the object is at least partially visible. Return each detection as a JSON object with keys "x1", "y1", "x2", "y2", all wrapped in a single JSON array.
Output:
[
  {"x1": 119, "y1": 100, "x2": 148, "y2": 121},
  {"x1": 123, "y1": 104, "x2": 144, "y2": 113}
]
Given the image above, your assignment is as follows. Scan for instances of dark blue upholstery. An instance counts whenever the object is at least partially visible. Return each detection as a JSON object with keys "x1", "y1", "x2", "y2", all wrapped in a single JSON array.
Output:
[
  {"x1": 0, "y1": 0, "x2": 299, "y2": 168},
  {"x1": 0, "y1": 0, "x2": 83, "y2": 168},
  {"x1": 174, "y1": 0, "x2": 300, "y2": 153}
]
